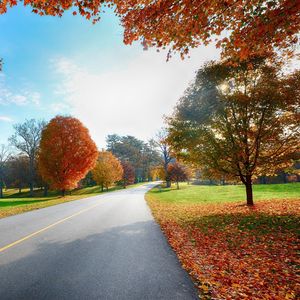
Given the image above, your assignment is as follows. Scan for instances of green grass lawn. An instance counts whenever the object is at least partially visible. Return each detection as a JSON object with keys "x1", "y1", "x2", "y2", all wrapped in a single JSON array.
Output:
[
  {"x1": 0, "y1": 182, "x2": 146, "y2": 218},
  {"x1": 149, "y1": 182, "x2": 300, "y2": 204}
]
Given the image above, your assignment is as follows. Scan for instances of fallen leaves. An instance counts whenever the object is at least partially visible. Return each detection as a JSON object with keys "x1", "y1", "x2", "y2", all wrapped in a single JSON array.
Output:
[{"x1": 147, "y1": 195, "x2": 300, "y2": 299}]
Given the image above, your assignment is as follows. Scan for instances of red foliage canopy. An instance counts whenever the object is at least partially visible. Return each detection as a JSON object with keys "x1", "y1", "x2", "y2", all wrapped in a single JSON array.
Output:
[
  {"x1": 38, "y1": 116, "x2": 98, "y2": 191},
  {"x1": 121, "y1": 160, "x2": 135, "y2": 187},
  {"x1": 117, "y1": 0, "x2": 300, "y2": 60},
  {"x1": 168, "y1": 162, "x2": 189, "y2": 186},
  {"x1": 1, "y1": 0, "x2": 299, "y2": 60}
]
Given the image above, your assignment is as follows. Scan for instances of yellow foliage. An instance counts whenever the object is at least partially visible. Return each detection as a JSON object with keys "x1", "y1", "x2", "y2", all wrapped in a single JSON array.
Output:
[{"x1": 92, "y1": 151, "x2": 123, "y2": 190}]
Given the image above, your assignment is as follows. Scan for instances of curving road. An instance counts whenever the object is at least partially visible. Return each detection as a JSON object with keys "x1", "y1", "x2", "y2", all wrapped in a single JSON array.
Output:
[{"x1": 0, "y1": 183, "x2": 198, "y2": 300}]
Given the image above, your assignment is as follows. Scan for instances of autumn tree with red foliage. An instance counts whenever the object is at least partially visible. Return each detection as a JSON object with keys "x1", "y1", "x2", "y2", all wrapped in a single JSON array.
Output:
[
  {"x1": 1, "y1": 1, "x2": 299, "y2": 61},
  {"x1": 168, "y1": 162, "x2": 189, "y2": 189},
  {"x1": 117, "y1": 0, "x2": 300, "y2": 60},
  {"x1": 38, "y1": 116, "x2": 98, "y2": 196},
  {"x1": 121, "y1": 161, "x2": 135, "y2": 188}
]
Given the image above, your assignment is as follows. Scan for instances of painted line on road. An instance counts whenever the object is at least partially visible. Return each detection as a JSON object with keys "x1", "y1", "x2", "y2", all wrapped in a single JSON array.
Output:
[{"x1": 0, "y1": 202, "x2": 102, "y2": 254}]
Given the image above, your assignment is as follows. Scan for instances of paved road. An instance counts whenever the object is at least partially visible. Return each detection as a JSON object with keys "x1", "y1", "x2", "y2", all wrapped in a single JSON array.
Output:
[{"x1": 0, "y1": 183, "x2": 198, "y2": 300}]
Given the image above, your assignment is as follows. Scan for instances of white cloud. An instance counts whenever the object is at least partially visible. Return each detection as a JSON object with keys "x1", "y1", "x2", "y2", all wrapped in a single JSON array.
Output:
[
  {"x1": 53, "y1": 46, "x2": 220, "y2": 147},
  {"x1": 0, "y1": 116, "x2": 13, "y2": 122},
  {"x1": 0, "y1": 74, "x2": 41, "y2": 106},
  {"x1": 50, "y1": 102, "x2": 71, "y2": 113}
]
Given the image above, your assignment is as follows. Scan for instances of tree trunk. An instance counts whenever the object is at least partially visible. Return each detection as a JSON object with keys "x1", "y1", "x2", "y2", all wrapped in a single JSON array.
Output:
[
  {"x1": 29, "y1": 182, "x2": 33, "y2": 197},
  {"x1": 29, "y1": 157, "x2": 34, "y2": 197},
  {"x1": 19, "y1": 186, "x2": 22, "y2": 193},
  {"x1": 0, "y1": 186, "x2": 3, "y2": 198},
  {"x1": 164, "y1": 162, "x2": 171, "y2": 188},
  {"x1": 43, "y1": 185, "x2": 48, "y2": 197},
  {"x1": 245, "y1": 175, "x2": 254, "y2": 206},
  {"x1": 176, "y1": 181, "x2": 179, "y2": 189},
  {"x1": 61, "y1": 189, "x2": 65, "y2": 197},
  {"x1": 101, "y1": 184, "x2": 104, "y2": 192}
]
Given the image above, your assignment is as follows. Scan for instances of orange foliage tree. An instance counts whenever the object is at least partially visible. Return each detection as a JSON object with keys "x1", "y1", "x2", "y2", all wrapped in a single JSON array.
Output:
[
  {"x1": 117, "y1": 0, "x2": 300, "y2": 60},
  {"x1": 92, "y1": 150, "x2": 123, "y2": 191},
  {"x1": 38, "y1": 116, "x2": 98, "y2": 195},
  {"x1": 1, "y1": 1, "x2": 299, "y2": 60},
  {"x1": 150, "y1": 165, "x2": 165, "y2": 181}
]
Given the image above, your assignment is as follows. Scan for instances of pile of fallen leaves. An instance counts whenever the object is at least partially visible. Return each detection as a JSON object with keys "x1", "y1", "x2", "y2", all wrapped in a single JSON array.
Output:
[{"x1": 146, "y1": 195, "x2": 300, "y2": 299}]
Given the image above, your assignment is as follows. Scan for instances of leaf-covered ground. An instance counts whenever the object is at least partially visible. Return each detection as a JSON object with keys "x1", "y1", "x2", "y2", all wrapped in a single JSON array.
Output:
[{"x1": 146, "y1": 183, "x2": 300, "y2": 299}]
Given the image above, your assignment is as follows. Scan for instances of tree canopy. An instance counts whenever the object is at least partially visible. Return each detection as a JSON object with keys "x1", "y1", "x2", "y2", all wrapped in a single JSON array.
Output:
[
  {"x1": 121, "y1": 160, "x2": 135, "y2": 188},
  {"x1": 9, "y1": 119, "x2": 46, "y2": 196},
  {"x1": 117, "y1": 0, "x2": 300, "y2": 60},
  {"x1": 106, "y1": 134, "x2": 161, "y2": 182},
  {"x1": 92, "y1": 150, "x2": 123, "y2": 191},
  {"x1": 168, "y1": 162, "x2": 189, "y2": 189},
  {"x1": 167, "y1": 59, "x2": 300, "y2": 205},
  {"x1": 0, "y1": 144, "x2": 11, "y2": 198},
  {"x1": 1, "y1": 1, "x2": 299, "y2": 60},
  {"x1": 38, "y1": 116, "x2": 98, "y2": 194}
]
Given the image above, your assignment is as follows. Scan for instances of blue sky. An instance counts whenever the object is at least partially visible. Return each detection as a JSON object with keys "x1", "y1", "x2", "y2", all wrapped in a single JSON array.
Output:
[{"x1": 0, "y1": 4, "x2": 220, "y2": 147}]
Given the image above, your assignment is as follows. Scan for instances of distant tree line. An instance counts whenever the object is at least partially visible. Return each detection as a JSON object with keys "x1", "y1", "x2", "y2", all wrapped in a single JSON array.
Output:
[
  {"x1": 0, "y1": 117, "x2": 171, "y2": 198},
  {"x1": 106, "y1": 134, "x2": 161, "y2": 182}
]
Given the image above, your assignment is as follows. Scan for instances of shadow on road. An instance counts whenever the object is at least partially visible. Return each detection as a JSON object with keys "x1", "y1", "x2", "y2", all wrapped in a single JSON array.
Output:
[{"x1": 0, "y1": 221, "x2": 198, "y2": 300}]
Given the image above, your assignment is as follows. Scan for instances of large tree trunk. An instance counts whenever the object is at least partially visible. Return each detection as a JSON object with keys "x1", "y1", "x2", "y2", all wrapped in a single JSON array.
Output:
[
  {"x1": 176, "y1": 181, "x2": 179, "y2": 189},
  {"x1": 245, "y1": 175, "x2": 254, "y2": 206},
  {"x1": 165, "y1": 171, "x2": 171, "y2": 188},
  {"x1": 164, "y1": 162, "x2": 171, "y2": 188},
  {"x1": 61, "y1": 189, "x2": 65, "y2": 197},
  {"x1": 0, "y1": 186, "x2": 3, "y2": 198},
  {"x1": 29, "y1": 182, "x2": 34, "y2": 197},
  {"x1": 29, "y1": 157, "x2": 34, "y2": 197},
  {"x1": 43, "y1": 185, "x2": 48, "y2": 197},
  {"x1": 101, "y1": 184, "x2": 104, "y2": 192}
]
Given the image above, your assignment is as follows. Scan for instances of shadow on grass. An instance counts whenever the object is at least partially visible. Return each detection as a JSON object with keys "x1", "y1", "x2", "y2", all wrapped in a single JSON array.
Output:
[
  {"x1": 5, "y1": 189, "x2": 58, "y2": 199},
  {"x1": 72, "y1": 185, "x2": 122, "y2": 195},
  {"x1": 0, "y1": 198, "x2": 60, "y2": 208},
  {"x1": 3, "y1": 185, "x2": 119, "y2": 200},
  {"x1": 188, "y1": 212, "x2": 300, "y2": 235}
]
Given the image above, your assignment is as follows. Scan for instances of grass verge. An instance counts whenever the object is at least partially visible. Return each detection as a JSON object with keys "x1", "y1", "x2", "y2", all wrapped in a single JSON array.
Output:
[{"x1": 146, "y1": 183, "x2": 300, "y2": 299}]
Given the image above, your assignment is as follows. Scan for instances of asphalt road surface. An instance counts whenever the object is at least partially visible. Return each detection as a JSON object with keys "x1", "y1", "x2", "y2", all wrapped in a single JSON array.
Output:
[{"x1": 0, "y1": 183, "x2": 198, "y2": 300}]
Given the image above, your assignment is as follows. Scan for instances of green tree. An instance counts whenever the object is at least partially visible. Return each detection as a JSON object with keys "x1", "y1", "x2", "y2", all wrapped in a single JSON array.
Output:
[
  {"x1": 0, "y1": 145, "x2": 11, "y2": 198},
  {"x1": 106, "y1": 134, "x2": 161, "y2": 182},
  {"x1": 9, "y1": 119, "x2": 46, "y2": 196},
  {"x1": 167, "y1": 59, "x2": 300, "y2": 205},
  {"x1": 5, "y1": 155, "x2": 30, "y2": 193}
]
